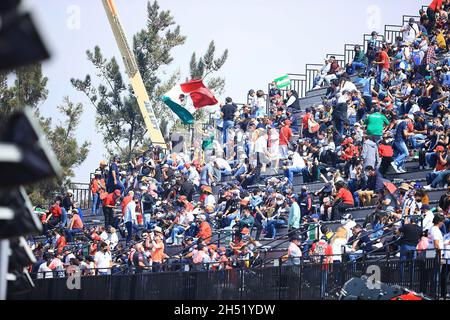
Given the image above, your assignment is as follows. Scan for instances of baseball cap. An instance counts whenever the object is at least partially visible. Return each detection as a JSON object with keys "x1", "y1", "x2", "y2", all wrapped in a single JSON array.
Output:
[{"x1": 435, "y1": 146, "x2": 445, "y2": 152}]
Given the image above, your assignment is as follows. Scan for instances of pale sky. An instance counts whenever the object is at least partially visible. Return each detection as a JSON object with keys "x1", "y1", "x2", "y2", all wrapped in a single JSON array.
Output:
[{"x1": 24, "y1": 0, "x2": 423, "y2": 183}]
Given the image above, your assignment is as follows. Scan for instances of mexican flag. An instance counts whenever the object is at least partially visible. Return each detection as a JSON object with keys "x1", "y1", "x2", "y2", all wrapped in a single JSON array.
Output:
[
  {"x1": 274, "y1": 74, "x2": 291, "y2": 89},
  {"x1": 162, "y1": 80, "x2": 218, "y2": 125}
]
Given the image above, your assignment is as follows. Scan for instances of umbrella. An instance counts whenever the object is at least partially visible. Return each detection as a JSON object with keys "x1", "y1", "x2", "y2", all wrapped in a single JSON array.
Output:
[{"x1": 383, "y1": 181, "x2": 398, "y2": 194}]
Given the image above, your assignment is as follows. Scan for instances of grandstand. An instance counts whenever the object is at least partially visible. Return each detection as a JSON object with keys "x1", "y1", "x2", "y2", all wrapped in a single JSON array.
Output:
[{"x1": 10, "y1": 2, "x2": 450, "y2": 301}]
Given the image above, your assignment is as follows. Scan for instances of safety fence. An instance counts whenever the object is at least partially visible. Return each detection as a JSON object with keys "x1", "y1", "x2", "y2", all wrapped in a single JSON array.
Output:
[
  {"x1": 10, "y1": 254, "x2": 447, "y2": 300},
  {"x1": 263, "y1": 9, "x2": 423, "y2": 103}
]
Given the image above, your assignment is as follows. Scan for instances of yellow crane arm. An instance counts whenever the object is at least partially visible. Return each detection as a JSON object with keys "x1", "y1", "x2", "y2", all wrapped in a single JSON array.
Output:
[{"x1": 101, "y1": 0, "x2": 167, "y2": 149}]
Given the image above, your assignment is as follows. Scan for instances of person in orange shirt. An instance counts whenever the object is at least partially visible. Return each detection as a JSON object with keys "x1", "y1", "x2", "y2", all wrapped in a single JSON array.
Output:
[
  {"x1": 150, "y1": 228, "x2": 165, "y2": 272},
  {"x1": 55, "y1": 229, "x2": 67, "y2": 255},
  {"x1": 90, "y1": 171, "x2": 106, "y2": 216},
  {"x1": 196, "y1": 215, "x2": 212, "y2": 244}
]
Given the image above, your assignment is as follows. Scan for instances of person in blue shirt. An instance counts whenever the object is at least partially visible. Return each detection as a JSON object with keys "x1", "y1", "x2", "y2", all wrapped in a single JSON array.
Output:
[
  {"x1": 106, "y1": 155, "x2": 125, "y2": 194},
  {"x1": 392, "y1": 116, "x2": 415, "y2": 173}
]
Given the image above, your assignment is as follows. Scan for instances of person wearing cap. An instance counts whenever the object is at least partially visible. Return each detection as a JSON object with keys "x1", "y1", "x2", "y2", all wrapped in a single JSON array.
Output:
[
  {"x1": 90, "y1": 170, "x2": 106, "y2": 216},
  {"x1": 401, "y1": 18, "x2": 420, "y2": 45},
  {"x1": 285, "y1": 236, "x2": 302, "y2": 266},
  {"x1": 279, "y1": 119, "x2": 293, "y2": 160},
  {"x1": 97, "y1": 160, "x2": 109, "y2": 180},
  {"x1": 366, "y1": 31, "x2": 379, "y2": 69},
  {"x1": 347, "y1": 224, "x2": 373, "y2": 261},
  {"x1": 102, "y1": 189, "x2": 122, "y2": 229},
  {"x1": 298, "y1": 186, "x2": 313, "y2": 217}
]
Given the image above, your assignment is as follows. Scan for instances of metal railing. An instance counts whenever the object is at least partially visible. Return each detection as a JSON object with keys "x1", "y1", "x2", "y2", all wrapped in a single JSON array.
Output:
[
  {"x1": 18, "y1": 253, "x2": 447, "y2": 300},
  {"x1": 384, "y1": 24, "x2": 402, "y2": 44},
  {"x1": 69, "y1": 183, "x2": 91, "y2": 210},
  {"x1": 305, "y1": 64, "x2": 323, "y2": 91}
]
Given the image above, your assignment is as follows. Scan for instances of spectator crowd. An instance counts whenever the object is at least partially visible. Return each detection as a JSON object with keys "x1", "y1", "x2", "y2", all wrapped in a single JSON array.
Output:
[{"x1": 27, "y1": 0, "x2": 450, "y2": 299}]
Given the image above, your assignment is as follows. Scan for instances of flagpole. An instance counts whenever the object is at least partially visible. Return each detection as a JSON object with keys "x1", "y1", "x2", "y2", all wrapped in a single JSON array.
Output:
[{"x1": 190, "y1": 124, "x2": 194, "y2": 162}]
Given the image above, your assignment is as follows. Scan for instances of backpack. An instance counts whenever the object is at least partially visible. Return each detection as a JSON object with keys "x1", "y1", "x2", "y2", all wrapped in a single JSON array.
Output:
[{"x1": 310, "y1": 240, "x2": 328, "y2": 263}]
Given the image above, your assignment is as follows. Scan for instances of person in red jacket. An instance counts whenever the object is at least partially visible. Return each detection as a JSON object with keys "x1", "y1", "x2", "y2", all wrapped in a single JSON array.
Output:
[{"x1": 378, "y1": 134, "x2": 394, "y2": 175}]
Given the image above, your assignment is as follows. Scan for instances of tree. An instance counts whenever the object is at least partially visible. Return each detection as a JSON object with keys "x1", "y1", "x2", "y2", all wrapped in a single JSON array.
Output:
[
  {"x1": 0, "y1": 65, "x2": 90, "y2": 204},
  {"x1": 72, "y1": 0, "x2": 186, "y2": 156},
  {"x1": 172, "y1": 40, "x2": 228, "y2": 129},
  {"x1": 28, "y1": 98, "x2": 91, "y2": 205},
  {"x1": 189, "y1": 40, "x2": 228, "y2": 96},
  {"x1": 0, "y1": 64, "x2": 48, "y2": 119}
]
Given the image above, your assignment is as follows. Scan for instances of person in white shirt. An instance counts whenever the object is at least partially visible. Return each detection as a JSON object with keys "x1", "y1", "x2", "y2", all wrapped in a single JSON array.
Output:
[
  {"x1": 313, "y1": 59, "x2": 332, "y2": 89},
  {"x1": 422, "y1": 206, "x2": 435, "y2": 231},
  {"x1": 254, "y1": 129, "x2": 270, "y2": 172},
  {"x1": 214, "y1": 157, "x2": 232, "y2": 175},
  {"x1": 98, "y1": 226, "x2": 108, "y2": 242},
  {"x1": 287, "y1": 236, "x2": 302, "y2": 265},
  {"x1": 283, "y1": 150, "x2": 306, "y2": 186},
  {"x1": 187, "y1": 164, "x2": 200, "y2": 188},
  {"x1": 429, "y1": 214, "x2": 445, "y2": 252},
  {"x1": 37, "y1": 260, "x2": 53, "y2": 279},
  {"x1": 94, "y1": 242, "x2": 112, "y2": 275},
  {"x1": 109, "y1": 227, "x2": 119, "y2": 250},
  {"x1": 123, "y1": 197, "x2": 138, "y2": 243},
  {"x1": 400, "y1": 19, "x2": 420, "y2": 44},
  {"x1": 268, "y1": 126, "x2": 280, "y2": 172},
  {"x1": 204, "y1": 193, "x2": 216, "y2": 208}
]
